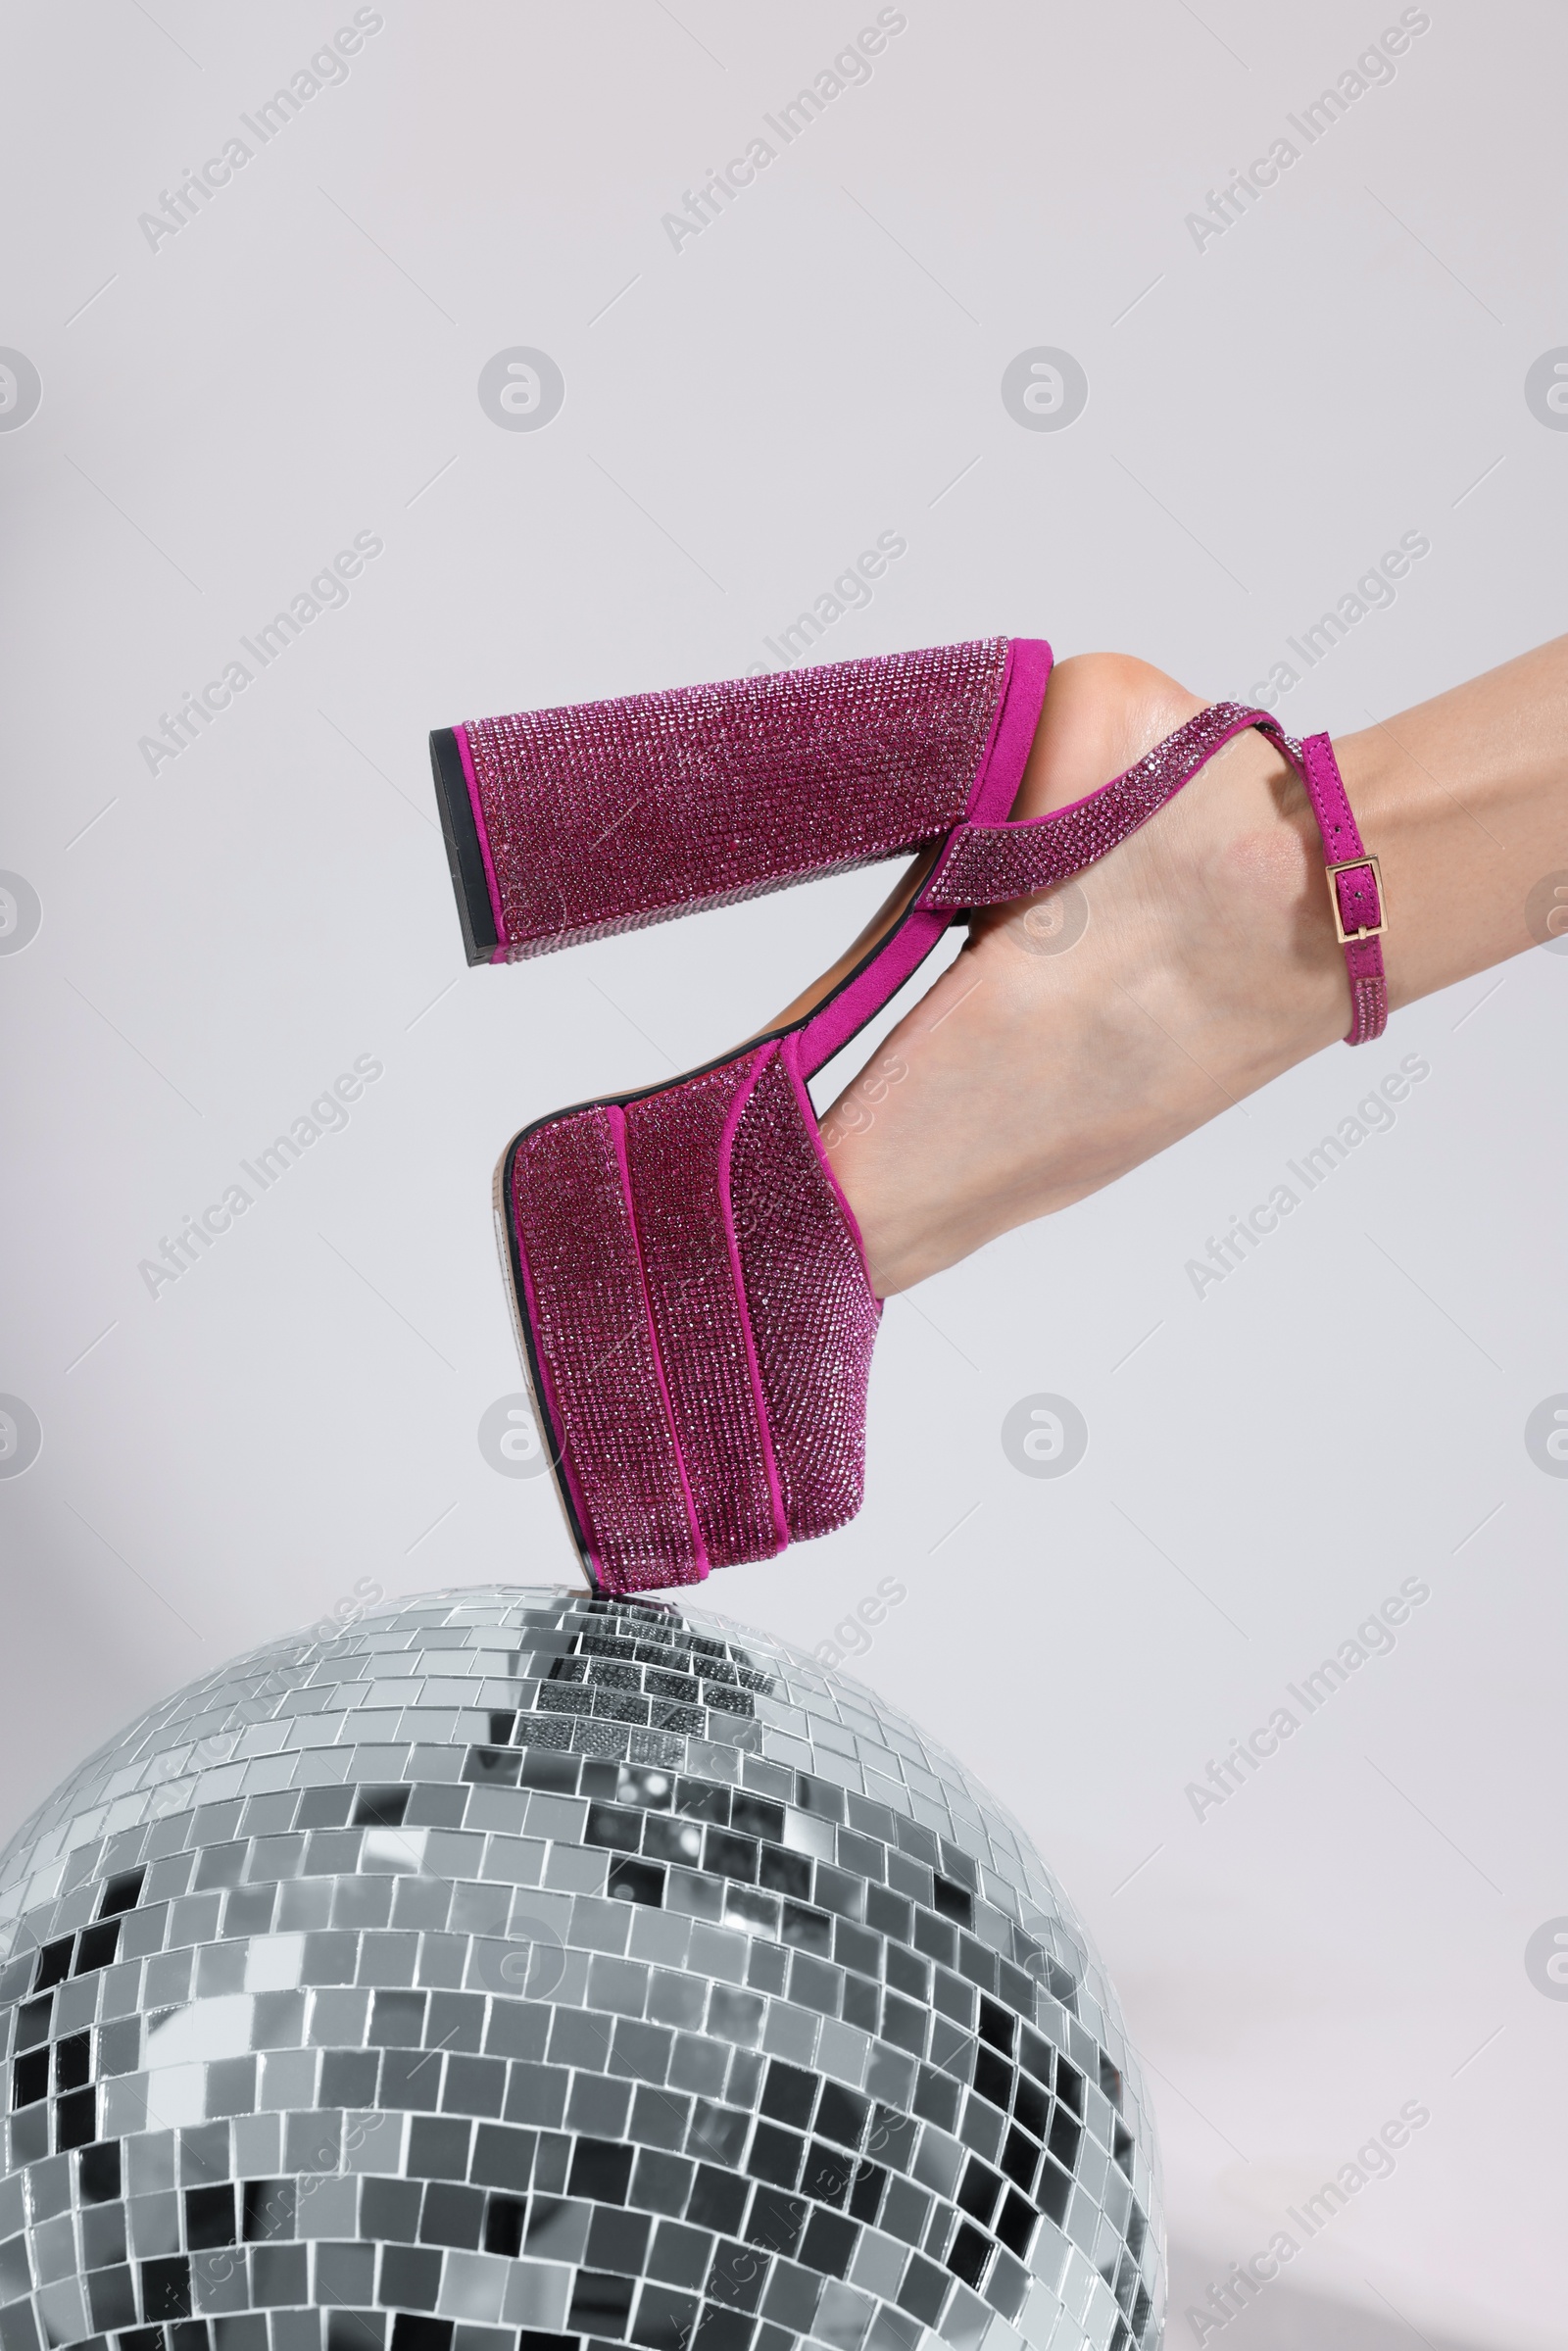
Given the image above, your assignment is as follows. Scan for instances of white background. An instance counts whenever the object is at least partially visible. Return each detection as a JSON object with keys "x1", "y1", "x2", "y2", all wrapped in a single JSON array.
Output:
[{"x1": 3, "y1": 5, "x2": 1565, "y2": 2345}]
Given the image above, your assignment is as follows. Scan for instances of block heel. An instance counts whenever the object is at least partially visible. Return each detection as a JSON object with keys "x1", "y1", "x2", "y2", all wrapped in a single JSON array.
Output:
[{"x1": 429, "y1": 638, "x2": 1033, "y2": 962}]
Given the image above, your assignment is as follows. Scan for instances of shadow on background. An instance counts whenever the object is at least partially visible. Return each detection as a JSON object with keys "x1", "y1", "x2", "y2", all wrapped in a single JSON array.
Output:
[{"x1": 1167, "y1": 2242, "x2": 1498, "y2": 2350}]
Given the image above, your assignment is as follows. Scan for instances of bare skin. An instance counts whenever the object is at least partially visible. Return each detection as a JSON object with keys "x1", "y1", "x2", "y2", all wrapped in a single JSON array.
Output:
[{"x1": 824, "y1": 638, "x2": 1568, "y2": 1298}]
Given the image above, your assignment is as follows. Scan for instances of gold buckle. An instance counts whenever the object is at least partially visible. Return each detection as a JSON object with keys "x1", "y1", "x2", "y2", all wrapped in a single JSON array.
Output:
[{"x1": 1326, "y1": 854, "x2": 1387, "y2": 945}]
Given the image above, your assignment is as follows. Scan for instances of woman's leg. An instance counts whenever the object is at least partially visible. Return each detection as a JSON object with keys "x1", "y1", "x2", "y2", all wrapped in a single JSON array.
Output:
[{"x1": 826, "y1": 637, "x2": 1568, "y2": 1297}]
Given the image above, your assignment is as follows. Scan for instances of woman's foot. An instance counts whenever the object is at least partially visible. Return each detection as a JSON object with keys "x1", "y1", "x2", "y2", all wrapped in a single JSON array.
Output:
[{"x1": 823, "y1": 653, "x2": 1353, "y2": 1295}]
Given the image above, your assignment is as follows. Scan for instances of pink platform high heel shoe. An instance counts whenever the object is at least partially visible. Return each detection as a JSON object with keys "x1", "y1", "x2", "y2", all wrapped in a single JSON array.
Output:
[{"x1": 432, "y1": 644, "x2": 1385, "y2": 1592}]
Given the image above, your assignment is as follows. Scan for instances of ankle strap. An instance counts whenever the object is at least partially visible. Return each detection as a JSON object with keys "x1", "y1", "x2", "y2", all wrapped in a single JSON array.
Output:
[
  {"x1": 916, "y1": 700, "x2": 1389, "y2": 1049},
  {"x1": 1297, "y1": 732, "x2": 1389, "y2": 1045},
  {"x1": 917, "y1": 701, "x2": 1286, "y2": 909}
]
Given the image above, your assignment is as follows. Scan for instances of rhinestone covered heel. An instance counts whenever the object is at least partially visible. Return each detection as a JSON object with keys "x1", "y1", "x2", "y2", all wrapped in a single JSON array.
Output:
[{"x1": 431, "y1": 639, "x2": 1029, "y2": 965}]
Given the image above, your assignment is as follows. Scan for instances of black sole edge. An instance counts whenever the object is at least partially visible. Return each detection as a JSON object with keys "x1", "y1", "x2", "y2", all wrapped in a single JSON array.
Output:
[{"x1": 429, "y1": 727, "x2": 499, "y2": 968}]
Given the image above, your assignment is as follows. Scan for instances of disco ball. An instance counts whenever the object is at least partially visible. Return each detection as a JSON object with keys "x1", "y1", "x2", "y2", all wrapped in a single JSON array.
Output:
[{"x1": 0, "y1": 1589, "x2": 1163, "y2": 2351}]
